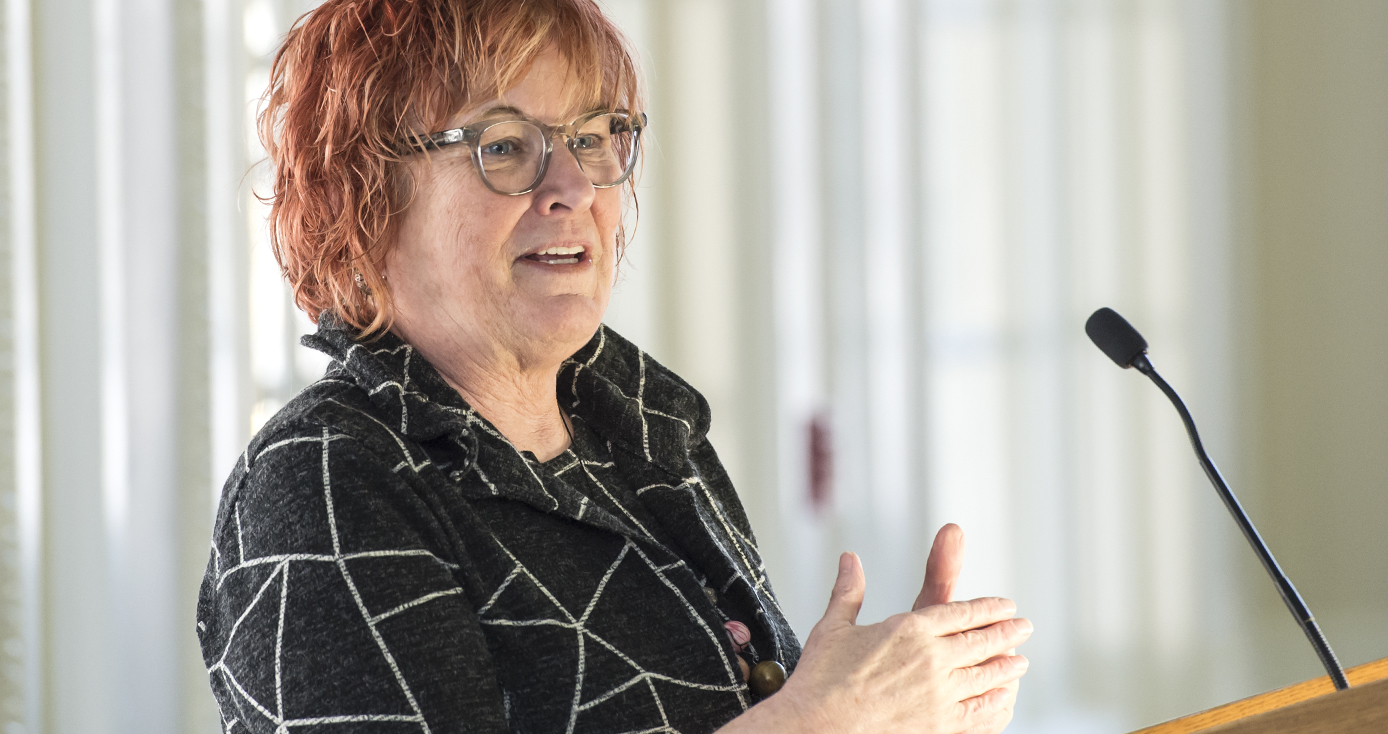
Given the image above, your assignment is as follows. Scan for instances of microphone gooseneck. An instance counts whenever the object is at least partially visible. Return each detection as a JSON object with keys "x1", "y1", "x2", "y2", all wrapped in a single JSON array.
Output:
[{"x1": 1085, "y1": 308, "x2": 1350, "y2": 691}]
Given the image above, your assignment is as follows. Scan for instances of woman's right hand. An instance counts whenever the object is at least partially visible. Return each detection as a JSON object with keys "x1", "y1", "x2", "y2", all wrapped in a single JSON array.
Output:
[{"x1": 723, "y1": 526, "x2": 1032, "y2": 734}]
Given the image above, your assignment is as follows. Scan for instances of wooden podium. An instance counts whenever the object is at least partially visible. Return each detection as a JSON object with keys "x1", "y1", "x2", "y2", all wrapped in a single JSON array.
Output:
[{"x1": 1129, "y1": 657, "x2": 1388, "y2": 733}]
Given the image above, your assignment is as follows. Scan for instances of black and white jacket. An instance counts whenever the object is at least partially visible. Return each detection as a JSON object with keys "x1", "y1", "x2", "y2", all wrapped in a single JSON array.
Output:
[{"x1": 196, "y1": 316, "x2": 801, "y2": 734}]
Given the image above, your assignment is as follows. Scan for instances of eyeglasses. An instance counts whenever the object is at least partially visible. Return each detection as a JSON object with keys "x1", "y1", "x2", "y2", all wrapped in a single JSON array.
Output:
[{"x1": 403, "y1": 110, "x2": 645, "y2": 196}]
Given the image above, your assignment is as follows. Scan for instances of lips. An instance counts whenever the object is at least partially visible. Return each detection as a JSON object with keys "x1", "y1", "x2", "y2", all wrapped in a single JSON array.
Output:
[{"x1": 522, "y1": 244, "x2": 586, "y2": 265}]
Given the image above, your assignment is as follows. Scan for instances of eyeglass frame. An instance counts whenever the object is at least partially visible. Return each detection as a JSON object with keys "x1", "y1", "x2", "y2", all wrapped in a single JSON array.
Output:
[{"x1": 400, "y1": 109, "x2": 646, "y2": 197}]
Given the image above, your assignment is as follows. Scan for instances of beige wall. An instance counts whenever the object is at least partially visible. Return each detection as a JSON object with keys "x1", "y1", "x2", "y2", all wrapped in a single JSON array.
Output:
[{"x1": 1242, "y1": 0, "x2": 1388, "y2": 690}]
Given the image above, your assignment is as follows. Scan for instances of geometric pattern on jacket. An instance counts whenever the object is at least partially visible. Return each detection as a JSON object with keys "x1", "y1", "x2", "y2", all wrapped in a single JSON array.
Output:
[{"x1": 196, "y1": 316, "x2": 802, "y2": 733}]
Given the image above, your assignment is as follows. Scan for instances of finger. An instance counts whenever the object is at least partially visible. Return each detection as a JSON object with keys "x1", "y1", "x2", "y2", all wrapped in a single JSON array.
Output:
[
  {"x1": 961, "y1": 705, "x2": 1015, "y2": 734},
  {"x1": 919, "y1": 596, "x2": 1017, "y2": 636},
  {"x1": 950, "y1": 654, "x2": 1028, "y2": 699},
  {"x1": 821, "y1": 552, "x2": 866, "y2": 626},
  {"x1": 953, "y1": 685, "x2": 1013, "y2": 731},
  {"x1": 961, "y1": 680, "x2": 1018, "y2": 734},
  {"x1": 914, "y1": 523, "x2": 964, "y2": 610},
  {"x1": 949, "y1": 618, "x2": 1033, "y2": 667}
]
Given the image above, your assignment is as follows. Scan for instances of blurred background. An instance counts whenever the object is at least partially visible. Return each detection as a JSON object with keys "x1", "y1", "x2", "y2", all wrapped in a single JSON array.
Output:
[{"x1": 1, "y1": 0, "x2": 1385, "y2": 731}]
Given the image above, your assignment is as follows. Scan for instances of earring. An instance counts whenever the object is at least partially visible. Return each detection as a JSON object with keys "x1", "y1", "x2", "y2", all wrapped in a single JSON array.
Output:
[{"x1": 354, "y1": 271, "x2": 371, "y2": 294}]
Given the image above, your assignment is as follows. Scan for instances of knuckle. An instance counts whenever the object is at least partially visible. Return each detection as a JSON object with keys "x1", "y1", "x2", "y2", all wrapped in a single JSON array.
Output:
[
  {"x1": 933, "y1": 600, "x2": 972, "y2": 629},
  {"x1": 968, "y1": 658, "x2": 1013, "y2": 691},
  {"x1": 961, "y1": 627, "x2": 993, "y2": 655},
  {"x1": 963, "y1": 708, "x2": 1014, "y2": 734},
  {"x1": 899, "y1": 612, "x2": 930, "y2": 635},
  {"x1": 956, "y1": 597, "x2": 1007, "y2": 627},
  {"x1": 952, "y1": 599, "x2": 980, "y2": 620},
  {"x1": 886, "y1": 611, "x2": 926, "y2": 638},
  {"x1": 958, "y1": 663, "x2": 987, "y2": 689},
  {"x1": 979, "y1": 687, "x2": 1008, "y2": 711},
  {"x1": 961, "y1": 690, "x2": 991, "y2": 718}
]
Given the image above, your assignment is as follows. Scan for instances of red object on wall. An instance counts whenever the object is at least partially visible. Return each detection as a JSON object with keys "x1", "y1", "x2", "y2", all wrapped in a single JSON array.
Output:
[{"x1": 808, "y1": 412, "x2": 832, "y2": 511}]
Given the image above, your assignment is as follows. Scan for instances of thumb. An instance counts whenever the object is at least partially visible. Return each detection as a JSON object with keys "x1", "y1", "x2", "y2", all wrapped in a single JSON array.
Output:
[{"x1": 821, "y1": 552, "x2": 866, "y2": 627}]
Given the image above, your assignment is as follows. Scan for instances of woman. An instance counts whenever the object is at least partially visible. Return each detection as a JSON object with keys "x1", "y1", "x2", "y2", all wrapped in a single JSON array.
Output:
[{"x1": 197, "y1": 1, "x2": 1032, "y2": 732}]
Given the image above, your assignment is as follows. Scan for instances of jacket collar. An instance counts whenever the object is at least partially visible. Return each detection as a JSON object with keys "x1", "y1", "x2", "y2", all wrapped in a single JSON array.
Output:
[
  {"x1": 557, "y1": 326, "x2": 711, "y2": 478},
  {"x1": 302, "y1": 315, "x2": 710, "y2": 483}
]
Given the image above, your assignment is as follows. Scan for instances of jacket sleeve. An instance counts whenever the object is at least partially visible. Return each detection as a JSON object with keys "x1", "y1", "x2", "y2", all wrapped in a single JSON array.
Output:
[{"x1": 197, "y1": 426, "x2": 510, "y2": 734}]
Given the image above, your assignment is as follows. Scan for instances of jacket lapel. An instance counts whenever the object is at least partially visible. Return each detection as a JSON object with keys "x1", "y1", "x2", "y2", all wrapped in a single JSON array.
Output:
[{"x1": 559, "y1": 328, "x2": 794, "y2": 663}]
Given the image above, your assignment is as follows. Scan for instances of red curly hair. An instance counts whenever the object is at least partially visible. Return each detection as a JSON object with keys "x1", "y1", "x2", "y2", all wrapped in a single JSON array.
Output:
[{"x1": 260, "y1": 0, "x2": 644, "y2": 338}]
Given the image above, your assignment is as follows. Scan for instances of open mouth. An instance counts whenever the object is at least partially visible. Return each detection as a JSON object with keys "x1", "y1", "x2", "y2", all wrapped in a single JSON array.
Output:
[{"x1": 523, "y1": 245, "x2": 587, "y2": 266}]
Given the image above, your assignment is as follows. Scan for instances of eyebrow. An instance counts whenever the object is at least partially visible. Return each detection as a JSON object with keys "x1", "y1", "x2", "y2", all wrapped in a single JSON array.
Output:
[
  {"x1": 464, "y1": 104, "x2": 612, "y2": 127},
  {"x1": 473, "y1": 104, "x2": 526, "y2": 120}
]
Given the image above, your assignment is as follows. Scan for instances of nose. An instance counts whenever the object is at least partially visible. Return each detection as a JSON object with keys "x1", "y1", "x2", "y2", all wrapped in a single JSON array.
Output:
[{"x1": 529, "y1": 134, "x2": 595, "y2": 215}]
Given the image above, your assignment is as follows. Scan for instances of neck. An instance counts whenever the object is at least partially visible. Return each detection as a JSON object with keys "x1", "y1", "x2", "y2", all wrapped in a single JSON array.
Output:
[
  {"x1": 395, "y1": 327, "x2": 574, "y2": 462},
  {"x1": 449, "y1": 367, "x2": 572, "y2": 462}
]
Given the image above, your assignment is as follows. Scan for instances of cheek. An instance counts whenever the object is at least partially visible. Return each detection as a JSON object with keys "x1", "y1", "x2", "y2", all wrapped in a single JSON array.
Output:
[
  {"x1": 592, "y1": 190, "x2": 625, "y2": 249},
  {"x1": 399, "y1": 164, "x2": 525, "y2": 278},
  {"x1": 595, "y1": 189, "x2": 624, "y2": 229},
  {"x1": 434, "y1": 167, "x2": 508, "y2": 242}
]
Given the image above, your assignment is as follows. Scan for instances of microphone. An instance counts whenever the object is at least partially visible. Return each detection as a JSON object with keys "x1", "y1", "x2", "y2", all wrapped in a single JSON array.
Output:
[{"x1": 1085, "y1": 307, "x2": 1349, "y2": 691}]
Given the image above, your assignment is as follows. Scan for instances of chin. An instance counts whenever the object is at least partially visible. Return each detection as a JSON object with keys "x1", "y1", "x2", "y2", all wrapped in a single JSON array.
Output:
[{"x1": 520, "y1": 296, "x2": 607, "y2": 355}]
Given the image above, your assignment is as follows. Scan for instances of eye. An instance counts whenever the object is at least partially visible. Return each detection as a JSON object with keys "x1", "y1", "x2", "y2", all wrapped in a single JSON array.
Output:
[
  {"x1": 572, "y1": 134, "x2": 604, "y2": 150},
  {"x1": 482, "y1": 138, "x2": 522, "y2": 156}
]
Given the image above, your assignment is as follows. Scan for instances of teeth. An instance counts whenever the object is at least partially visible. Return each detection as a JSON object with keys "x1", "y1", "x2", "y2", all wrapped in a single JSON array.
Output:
[
  {"x1": 536, "y1": 246, "x2": 585, "y2": 256},
  {"x1": 544, "y1": 257, "x2": 580, "y2": 265}
]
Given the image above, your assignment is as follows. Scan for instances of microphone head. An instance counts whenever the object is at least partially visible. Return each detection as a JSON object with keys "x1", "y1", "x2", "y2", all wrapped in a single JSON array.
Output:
[{"x1": 1086, "y1": 307, "x2": 1149, "y2": 368}]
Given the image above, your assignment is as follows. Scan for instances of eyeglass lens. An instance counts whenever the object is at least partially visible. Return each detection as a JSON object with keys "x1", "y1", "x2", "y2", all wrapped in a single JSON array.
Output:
[{"x1": 476, "y1": 113, "x2": 639, "y2": 194}]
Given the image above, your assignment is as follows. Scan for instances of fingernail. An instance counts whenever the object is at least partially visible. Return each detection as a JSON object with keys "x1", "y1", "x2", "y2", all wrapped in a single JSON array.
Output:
[
  {"x1": 839, "y1": 552, "x2": 852, "y2": 575},
  {"x1": 1012, "y1": 655, "x2": 1030, "y2": 671},
  {"x1": 1014, "y1": 619, "x2": 1034, "y2": 635}
]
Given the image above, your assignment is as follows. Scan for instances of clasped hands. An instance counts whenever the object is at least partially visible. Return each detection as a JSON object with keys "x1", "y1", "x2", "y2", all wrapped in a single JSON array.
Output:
[{"x1": 724, "y1": 524, "x2": 1031, "y2": 734}]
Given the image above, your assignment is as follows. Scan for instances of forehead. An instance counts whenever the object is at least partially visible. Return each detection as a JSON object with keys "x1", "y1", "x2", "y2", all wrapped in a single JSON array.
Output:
[{"x1": 449, "y1": 48, "x2": 600, "y2": 127}]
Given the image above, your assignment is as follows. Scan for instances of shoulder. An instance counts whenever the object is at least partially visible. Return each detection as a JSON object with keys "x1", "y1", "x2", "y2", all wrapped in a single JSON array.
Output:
[
  {"x1": 248, "y1": 370, "x2": 394, "y2": 456},
  {"x1": 214, "y1": 376, "x2": 443, "y2": 564},
  {"x1": 234, "y1": 370, "x2": 430, "y2": 490}
]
